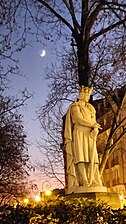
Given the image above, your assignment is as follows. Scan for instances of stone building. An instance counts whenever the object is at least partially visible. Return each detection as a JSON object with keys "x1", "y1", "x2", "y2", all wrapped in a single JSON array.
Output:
[{"x1": 93, "y1": 85, "x2": 126, "y2": 197}]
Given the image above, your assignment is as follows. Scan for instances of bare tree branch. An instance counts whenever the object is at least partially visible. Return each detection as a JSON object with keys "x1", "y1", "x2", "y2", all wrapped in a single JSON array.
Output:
[
  {"x1": 37, "y1": 0, "x2": 74, "y2": 31},
  {"x1": 90, "y1": 18, "x2": 126, "y2": 42}
]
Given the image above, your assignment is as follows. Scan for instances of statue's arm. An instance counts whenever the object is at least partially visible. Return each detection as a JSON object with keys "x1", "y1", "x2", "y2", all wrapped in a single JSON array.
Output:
[
  {"x1": 91, "y1": 109, "x2": 102, "y2": 129},
  {"x1": 71, "y1": 105, "x2": 95, "y2": 127}
]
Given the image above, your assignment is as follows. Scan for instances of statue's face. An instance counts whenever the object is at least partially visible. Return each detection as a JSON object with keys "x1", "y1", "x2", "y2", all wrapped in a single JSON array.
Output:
[
  {"x1": 84, "y1": 94, "x2": 90, "y2": 102},
  {"x1": 79, "y1": 93, "x2": 90, "y2": 102}
]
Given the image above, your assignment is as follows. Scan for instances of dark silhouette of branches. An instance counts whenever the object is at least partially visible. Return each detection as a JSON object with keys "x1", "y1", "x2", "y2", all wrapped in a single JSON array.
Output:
[
  {"x1": 0, "y1": 92, "x2": 33, "y2": 203},
  {"x1": 0, "y1": 0, "x2": 126, "y2": 185}
]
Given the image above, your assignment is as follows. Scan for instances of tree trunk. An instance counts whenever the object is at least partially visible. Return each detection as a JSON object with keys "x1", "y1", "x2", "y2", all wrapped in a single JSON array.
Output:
[
  {"x1": 77, "y1": 41, "x2": 90, "y2": 87},
  {"x1": 99, "y1": 149, "x2": 110, "y2": 177}
]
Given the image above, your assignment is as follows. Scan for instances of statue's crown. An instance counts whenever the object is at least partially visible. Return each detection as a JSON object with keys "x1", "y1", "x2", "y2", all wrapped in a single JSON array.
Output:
[{"x1": 79, "y1": 85, "x2": 93, "y2": 95}]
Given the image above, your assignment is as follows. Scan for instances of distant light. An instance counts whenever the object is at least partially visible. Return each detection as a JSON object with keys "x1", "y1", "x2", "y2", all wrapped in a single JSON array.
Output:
[
  {"x1": 39, "y1": 50, "x2": 46, "y2": 57},
  {"x1": 13, "y1": 203, "x2": 18, "y2": 208},
  {"x1": 35, "y1": 195, "x2": 41, "y2": 202},
  {"x1": 23, "y1": 198, "x2": 29, "y2": 204},
  {"x1": 45, "y1": 189, "x2": 52, "y2": 196}
]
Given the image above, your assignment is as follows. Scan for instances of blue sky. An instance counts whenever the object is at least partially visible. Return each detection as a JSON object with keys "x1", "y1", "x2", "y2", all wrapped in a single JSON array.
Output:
[{"x1": 6, "y1": 42, "x2": 58, "y2": 191}]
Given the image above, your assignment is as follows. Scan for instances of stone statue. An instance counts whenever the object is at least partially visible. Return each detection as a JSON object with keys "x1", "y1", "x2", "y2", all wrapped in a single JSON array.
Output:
[{"x1": 64, "y1": 86, "x2": 106, "y2": 194}]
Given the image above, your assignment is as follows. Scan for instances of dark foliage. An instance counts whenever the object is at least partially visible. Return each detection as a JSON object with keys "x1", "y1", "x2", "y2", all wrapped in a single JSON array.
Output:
[
  {"x1": 0, "y1": 93, "x2": 30, "y2": 204},
  {"x1": 0, "y1": 197, "x2": 126, "y2": 224}
]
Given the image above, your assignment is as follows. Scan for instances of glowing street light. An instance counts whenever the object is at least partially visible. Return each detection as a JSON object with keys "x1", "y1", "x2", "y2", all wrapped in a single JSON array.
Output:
[
  {"x1": 35, "y1": 195, "x2": 41, "y2": 202},
  {"x1": 45, "y1": 189, "x2": 52, "y2": 196},
  {"x1": 23, "y1": 198, "x2": 29, "y2": 204},
  {"x1": 41, "y1": 181, "x2": 52, "y2": 198}
]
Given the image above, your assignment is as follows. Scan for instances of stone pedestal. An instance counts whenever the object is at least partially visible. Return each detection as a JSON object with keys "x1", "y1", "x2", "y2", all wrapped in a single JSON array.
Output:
[
  {"x1": 65, "y1": 185, "x2": 107, "y2": 195},
  {"x1": 74, "y1": 185, "x2": 107, "y2": 193},
  {"x1": 66, "y1": 192, "x2": 121, "y2": 209}
]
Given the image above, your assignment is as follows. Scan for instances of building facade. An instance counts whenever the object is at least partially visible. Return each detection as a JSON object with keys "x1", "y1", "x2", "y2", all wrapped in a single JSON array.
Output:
[{"x1": 93, "y1": 86, "x2": 126, "y2": 197}]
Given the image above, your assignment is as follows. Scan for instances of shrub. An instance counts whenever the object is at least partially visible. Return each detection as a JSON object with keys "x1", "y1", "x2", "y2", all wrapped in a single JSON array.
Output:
[{"x1": 0, "y1": 196, "x2": 126, "y2": 223}]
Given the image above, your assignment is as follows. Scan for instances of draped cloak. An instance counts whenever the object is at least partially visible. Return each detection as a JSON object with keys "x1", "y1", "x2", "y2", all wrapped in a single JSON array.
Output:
[{"x1": 64, "y1": 102, "x2": 101, "y2": 193}]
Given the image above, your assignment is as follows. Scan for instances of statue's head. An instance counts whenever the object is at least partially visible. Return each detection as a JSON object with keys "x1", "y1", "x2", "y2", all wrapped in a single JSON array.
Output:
[{"x1": 78, "y1": 86, "x2": 93, "y2": 102}]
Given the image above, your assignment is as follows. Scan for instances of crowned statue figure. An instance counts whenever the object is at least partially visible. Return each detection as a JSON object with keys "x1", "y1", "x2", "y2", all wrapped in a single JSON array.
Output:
[{"x1": 64, "y1": 86, "x2": 106, "y2": 194}]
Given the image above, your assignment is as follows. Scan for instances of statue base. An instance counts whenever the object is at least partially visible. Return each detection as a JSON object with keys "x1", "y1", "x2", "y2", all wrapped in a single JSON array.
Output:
[
  {"x1": 66, "y1": 192, "x2": 121, "y2": 209},
  {"x1": 74, "y1": 185, "x2": 107, "y2": 193},
  {"x1": 65, "y1": 185, "x2": 107, "y2": 195}
]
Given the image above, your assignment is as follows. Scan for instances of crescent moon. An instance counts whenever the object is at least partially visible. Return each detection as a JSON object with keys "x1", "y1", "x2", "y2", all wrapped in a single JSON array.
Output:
[{"x1": 39, "y1": 50, "x2": 46, "y2": 57}]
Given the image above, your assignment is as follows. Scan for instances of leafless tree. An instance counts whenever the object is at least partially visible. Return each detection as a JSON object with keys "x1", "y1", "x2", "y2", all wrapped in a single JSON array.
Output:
[
  {"x1": 1, "y1": 1, "x2": 126, "y2": 84},
  {"x1": 1, "y1": 0, "x2": 126, "y2": 185},
  {"x1": 0, "y1": 90, "x2": 33, "y2": 204},
  {"x1": 98, "y1": 86, "x2": 126, "y2": 175},
  {"x1": 28, "y1": 0, "x2": 125, "y2": 85},
  {"x1": 34, "y1": 0, "x2": 126, "y2": 182},
  {"x1": 37, "y1": 48, "x2": 125, "y2": 184}
]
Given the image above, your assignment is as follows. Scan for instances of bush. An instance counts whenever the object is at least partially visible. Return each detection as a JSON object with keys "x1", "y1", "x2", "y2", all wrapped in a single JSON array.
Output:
[
  {"x1": 0, "y1": 197, "x2": 126, "y2": 224},
  {"x1": 0, "y1": 204, "x2": 30, "y2": 224}
]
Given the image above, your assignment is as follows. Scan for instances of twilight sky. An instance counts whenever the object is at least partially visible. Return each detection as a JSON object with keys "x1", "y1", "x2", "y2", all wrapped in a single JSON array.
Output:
[
  {"x1": 7, "y1": 41, "x2": 60, "y2": 191},
  {"x1": 1, "y1": 1, "x2": 72, "y2": 193}
]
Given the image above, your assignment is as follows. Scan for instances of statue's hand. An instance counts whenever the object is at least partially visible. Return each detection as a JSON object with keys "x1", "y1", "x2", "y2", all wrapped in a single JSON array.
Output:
[
  {"x1": 93, "y1": 122, "x2": 102, "y2": 129},
  {"x1": 91, "y1": 127, "x2": 99, "y2": 139}
]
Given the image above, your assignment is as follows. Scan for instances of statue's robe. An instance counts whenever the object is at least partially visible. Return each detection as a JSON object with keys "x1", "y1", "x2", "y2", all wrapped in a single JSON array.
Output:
[{"x1": 64, "y1": 101, "x2": 102, "y2": 194}]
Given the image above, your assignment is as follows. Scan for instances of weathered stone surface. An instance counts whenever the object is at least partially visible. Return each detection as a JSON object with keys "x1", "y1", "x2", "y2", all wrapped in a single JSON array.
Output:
[
  {"x1": 66, "y1": 192, "x2": 121, "y2": 209},
  {"x1": 64, "y1": 86, "x2": 105, "y2": 194}
]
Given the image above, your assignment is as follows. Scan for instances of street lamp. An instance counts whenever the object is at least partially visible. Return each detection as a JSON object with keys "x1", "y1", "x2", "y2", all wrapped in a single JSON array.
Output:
[
  {"x1": 41, "y1": 181, "x2": 52, "y2": 198},
  {"x1": 45, "y1": 189, "x2": 52, "y2": 196},
  {"x1": 23, "y1": 198, "x2": 29, "y2": 204},
  {"x1": 35, "y1": 195, "x2": 41, "y2": 202}
]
